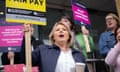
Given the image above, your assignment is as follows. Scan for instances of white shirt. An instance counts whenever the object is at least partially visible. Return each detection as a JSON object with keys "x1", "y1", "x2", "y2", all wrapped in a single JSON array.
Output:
[
  {"x1": 55, "y1": 49, "x2": 75, "y2": 72},
  {"x1": 31, "y1": 45, "x2": 34, "y2": 51}
]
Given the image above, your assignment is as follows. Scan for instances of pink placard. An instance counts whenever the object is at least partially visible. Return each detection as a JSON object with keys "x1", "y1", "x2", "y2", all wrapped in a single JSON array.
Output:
[
  {"x1": 4, "y1": 64, "x2": 39, "y2": 72},
  {"x1": 0, "y1": 26, "x2": 23, "y2": 46},
  {"x1": 72, "y1": 1, "x2": 91, "y2": 25}
]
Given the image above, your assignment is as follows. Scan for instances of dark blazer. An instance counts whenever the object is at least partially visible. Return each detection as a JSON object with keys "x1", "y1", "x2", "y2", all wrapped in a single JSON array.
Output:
[
  {"x1": 20, "y1": 36, "x2": 43, "y2": 64},
  {"x1": 32, "y1": 44, "x2": 89, "y2": 72}
]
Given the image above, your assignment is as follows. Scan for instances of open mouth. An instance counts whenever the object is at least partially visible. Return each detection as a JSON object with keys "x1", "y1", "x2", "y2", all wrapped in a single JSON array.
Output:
[
  {"x1": 59, "y1": 35, "x2": 64, "y2": 37},
  {"x1": 108, "y1": 23, "x2": 112, "y2": 25},
  {"x1": 117, "y1": 36, "x2": 120, "y2": 41}
]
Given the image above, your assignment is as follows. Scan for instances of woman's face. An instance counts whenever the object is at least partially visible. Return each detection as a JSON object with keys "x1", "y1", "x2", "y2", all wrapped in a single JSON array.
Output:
[
  {"x1": 60, "y1": 18, "x2": 72, "y2": 27},
  {"x1": 105, "y1": 15, "x2": 117, "y2": 30},
  {"x1": 116, "y1": 28, "x2": 120, "y2": 42},
  {"x1": 53, "y1": 24, "x2": 70, "y2": 43},
  {"x1": 81, "y1": 26, "x2": 89, "y2": 35}
]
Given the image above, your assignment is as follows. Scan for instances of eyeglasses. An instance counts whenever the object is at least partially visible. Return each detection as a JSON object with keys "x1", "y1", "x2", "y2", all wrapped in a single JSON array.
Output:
[{"x1": 106, "y1": 17, "x2": 115, "y2": 22}]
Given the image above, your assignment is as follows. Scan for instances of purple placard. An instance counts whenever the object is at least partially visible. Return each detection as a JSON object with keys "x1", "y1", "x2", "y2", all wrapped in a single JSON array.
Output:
[
  {"x1": 0, "y1": 19, "x2": 23, "y2": 52},
  {"x1": 72, "y1": 0, "x2": 91, "y2": 25}
]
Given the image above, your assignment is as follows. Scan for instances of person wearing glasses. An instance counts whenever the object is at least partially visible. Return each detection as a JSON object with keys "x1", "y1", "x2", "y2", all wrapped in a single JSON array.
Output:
[{"x1": 99, "y1": 13, "x2": 120, "y2": 57}]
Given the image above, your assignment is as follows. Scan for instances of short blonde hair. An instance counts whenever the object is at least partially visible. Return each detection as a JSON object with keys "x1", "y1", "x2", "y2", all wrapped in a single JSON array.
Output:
[{"x1": 49, "y1": 22, "x2": 74, "y2": 47}]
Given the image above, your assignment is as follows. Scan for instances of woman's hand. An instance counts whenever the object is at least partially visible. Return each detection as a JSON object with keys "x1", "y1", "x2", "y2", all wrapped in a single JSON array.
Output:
[
  {"x1": 8, "y1": 51, "x2": 14, "y2": 60},
  {"x1": 23, "y1": 23, "x2": 34, "y2": 35}
]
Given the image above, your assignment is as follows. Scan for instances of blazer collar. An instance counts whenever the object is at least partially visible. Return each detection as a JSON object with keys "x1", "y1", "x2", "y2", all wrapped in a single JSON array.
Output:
[{"x1": 50, "y1": 44, "x2": 80, "y2": 53}]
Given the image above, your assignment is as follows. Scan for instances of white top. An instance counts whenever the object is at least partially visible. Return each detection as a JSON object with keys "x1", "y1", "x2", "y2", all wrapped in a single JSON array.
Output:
[
  {"x1": 31, "y1": 45, "x2": 34, "y2": 51},
  {"x1": 55, "y1": 49, "x2": 75, "y2": 72}
]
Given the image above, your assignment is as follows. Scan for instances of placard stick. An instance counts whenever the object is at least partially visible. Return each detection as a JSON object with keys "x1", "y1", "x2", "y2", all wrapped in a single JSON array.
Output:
[
  {"x1": 115, "y1": 0, "x2": 120, "y2": 18},
  {"x1": 25, "y1": 30, "x2": 32, "y2": 72},
  {"x1": 10, "y1": 56, "x2": 14, "y2": 65}
]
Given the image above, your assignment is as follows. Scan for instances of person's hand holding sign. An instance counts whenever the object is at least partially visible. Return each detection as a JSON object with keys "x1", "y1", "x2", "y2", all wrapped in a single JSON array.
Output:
[
  {"x1": 8, "y1": 51, "x2": 15, "y2": 65},
  {"x1": 23, "y1": 23, "x2": 34, "y2": 35}
]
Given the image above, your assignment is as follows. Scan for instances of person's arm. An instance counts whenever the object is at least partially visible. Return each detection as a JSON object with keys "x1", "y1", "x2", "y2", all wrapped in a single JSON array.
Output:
[
  {"x1": 105, "y1": 42, "x2": 120, "y2": 66},
  {"x1": 32, "y1": 45, "x2": 42, "y2": 66},
  {"x1": 99, "y1": 33, "x2": 110, "y2": 56}
]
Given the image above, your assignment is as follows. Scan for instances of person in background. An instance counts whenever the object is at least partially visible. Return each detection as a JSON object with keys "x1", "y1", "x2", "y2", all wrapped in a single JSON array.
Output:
[
  {"x1": 59, "y1": 16, "x2": 75, "y2": 32},
  {"x1": 99, "y1": 13, "x2": 120, "y2": 57},
  {"x1": 105, "y1": 26, "x2": 120, "y2": 72},
  {"x1": 73, "y1": 25, "x2": 95, "y2": 72},
  {"x1": 74, "y1": 25, "x2": 95, "y2": 59},
  {"x1": 20, "y1": 24, "x2": 43, "y2": 64},
  {"x1": 32, "y1": 22, "x2": 89, "y2": 72}
]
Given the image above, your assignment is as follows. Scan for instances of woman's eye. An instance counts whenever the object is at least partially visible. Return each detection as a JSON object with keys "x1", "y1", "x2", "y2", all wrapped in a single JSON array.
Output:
[
  {"x1": 56, "y1": 29, "x2": 59, "y2": 31},
  {"x1": 55, "y1": 28, "x2": 67, "y2": 31},
  {"x1": 63, "y1": 28, "x2": 67, "y2": 31}
]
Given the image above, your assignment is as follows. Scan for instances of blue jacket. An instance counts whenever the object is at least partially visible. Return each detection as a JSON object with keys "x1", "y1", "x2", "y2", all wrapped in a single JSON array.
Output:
[
  {"x1": 32, "y1": 44, "x2": 89, "y2": 72},
  {"x1": 99, "y1": 31, "x2": 115, "y2": 57}
]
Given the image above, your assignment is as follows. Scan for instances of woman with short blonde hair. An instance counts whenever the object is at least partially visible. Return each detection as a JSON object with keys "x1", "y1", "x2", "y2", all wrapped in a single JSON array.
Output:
[{"x1": 49, "y1": 22, "x2": 74, "y2": 47}]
